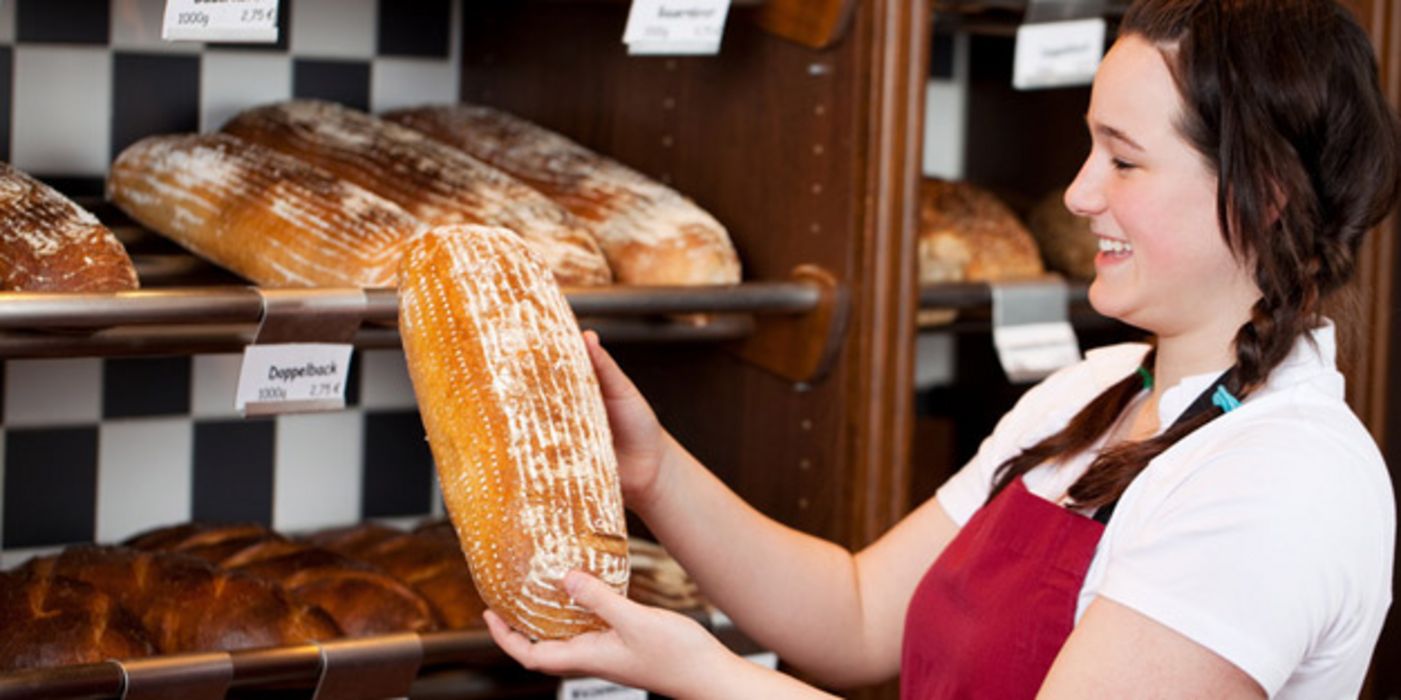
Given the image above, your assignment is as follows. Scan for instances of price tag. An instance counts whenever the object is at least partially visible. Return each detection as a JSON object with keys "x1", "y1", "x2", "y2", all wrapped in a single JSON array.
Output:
[
  {"x1": 235, "y1": 344, "x2": 353, "y2": 416},
  {"x1": 623, "y1": 0, "x2": 731, "y2": 56},
  {"x1": 1012, "y1": 18, "x2": 1106, "y2": 90},
  {"x1": 162, "y1": 0, "x2": 281, "y2": 43},
  {"x1": 990, "y1": 279, "x2": 1081, "y2": 384},
  {"x1": 993, "y1": 322, "x2": 1082, "y2": 384},
  {"x1": 557, "y1": 678, "x2": 646, "y2": 700}
]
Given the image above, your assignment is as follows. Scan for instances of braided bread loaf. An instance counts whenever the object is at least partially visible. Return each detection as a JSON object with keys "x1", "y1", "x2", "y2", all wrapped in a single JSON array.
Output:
[
  {"x1": 307, "y1": 522, "x2": 487, "y2": 631},
  {"x1": 0, "y1": 570, "x2": 155, "y2": 670},
  {"x1": 127, "y1": 523, "x2": 438, "y2": 637},
  {"x1": 21, "y1": 545, "x2": 340, "y2": 654},
  {"x1": 399, "y1": 224, "x2": 628, "y2": 640}
]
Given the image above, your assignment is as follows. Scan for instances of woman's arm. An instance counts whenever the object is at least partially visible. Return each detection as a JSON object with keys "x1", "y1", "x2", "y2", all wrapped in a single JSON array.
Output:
[
  {"x1": 586, "y1": 332, "x2": 960, "y2": 686},
  {"x1": 1038, "y1": 598, "x2": 1265, "y2": 699}
]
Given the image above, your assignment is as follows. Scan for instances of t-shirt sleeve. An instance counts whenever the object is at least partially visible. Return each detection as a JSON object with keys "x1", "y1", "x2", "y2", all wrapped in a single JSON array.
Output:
[{"x1": 1093, "y1": 448, "x2": 1341, "y2": 695}]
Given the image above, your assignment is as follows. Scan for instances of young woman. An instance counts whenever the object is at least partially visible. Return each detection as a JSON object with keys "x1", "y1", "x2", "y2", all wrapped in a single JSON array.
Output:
[{"x1": 484, "y1": 0, "x2": 1401, "y2": 697}]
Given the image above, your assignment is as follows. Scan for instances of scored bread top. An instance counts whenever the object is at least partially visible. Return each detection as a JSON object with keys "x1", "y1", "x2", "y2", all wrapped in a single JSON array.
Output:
[
  {"x1": 0, "y1": 162, "x2": 138, "y2": 292},
  {"x1": 384, "y1": 103, "x2": 741, "y2": 286},
  {"x1": 107, "y1": 133, "x2": 423, "y2": 288},
  {"x1": 398, "y1": 224, "x2": 627, "y2": 640},
  {"x1": 222, "y1": 100, "x2": 611, "y2": 287}
]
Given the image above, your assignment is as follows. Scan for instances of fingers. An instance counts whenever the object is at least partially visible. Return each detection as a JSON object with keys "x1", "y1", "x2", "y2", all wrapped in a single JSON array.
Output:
[
  {"x1": 564, "y1": 570, "x2": 633, "y2": 627},
  {"x1": 583, "y1": 330, "x2": 643, "y2": 402}
]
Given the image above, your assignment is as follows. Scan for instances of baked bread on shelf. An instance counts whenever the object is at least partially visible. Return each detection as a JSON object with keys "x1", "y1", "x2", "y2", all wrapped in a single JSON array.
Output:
[
  {"x1": 20, "y1": 545, "x2": 341, "y2": 654},
  {"x1": 399, "y1": 224, "x2": 629, "y2": 640},
  {"x1": 383, "y1": 103, "x2": 741, "y2": 286},
  {"x1": 1027, "y1": 187, "x2": 1096, "y2": 281},
  {"x1": 917, "y1": 178, "x2": 1045, "y2": 284},
  {"x1": 0, "y1": 162, "x2": 138, "y2": 292},
  {"x1": 222, "y1": 100, "x2": 611, "y2": 287},
  {"x1": 107, "y1": 133, "x2": 423, "y2": 288},
  {"x1": 306, "y1": 521, "x2": 488, "y2": 631},
  {"x1": 0, "y1": 570, "x2": 155, "y2": 671},
  {"x1": 126, "y1": 522, "x2": 439, "y2": 637}
]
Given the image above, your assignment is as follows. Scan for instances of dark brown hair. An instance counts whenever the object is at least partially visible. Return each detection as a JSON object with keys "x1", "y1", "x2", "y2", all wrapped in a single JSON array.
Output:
[{"x1": 990, "y1": 0, "x2": 1401, "y2": 508}]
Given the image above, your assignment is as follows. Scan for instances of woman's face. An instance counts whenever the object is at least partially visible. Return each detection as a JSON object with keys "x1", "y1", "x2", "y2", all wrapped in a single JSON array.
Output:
[{"x1": 1065, "y1": 35, "x2": 1261, "y2": 339}]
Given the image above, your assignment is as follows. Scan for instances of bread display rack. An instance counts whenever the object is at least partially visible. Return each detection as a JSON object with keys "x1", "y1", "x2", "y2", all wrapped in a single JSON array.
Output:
[{"x1": 0, "y1": 618, "x2": 761, "y2": 700}]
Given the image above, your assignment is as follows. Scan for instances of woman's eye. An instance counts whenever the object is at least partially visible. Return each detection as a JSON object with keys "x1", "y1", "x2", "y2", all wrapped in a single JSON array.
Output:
[{"x1": 1111, "y1": 158, "x2": 1136, "y2": 171}]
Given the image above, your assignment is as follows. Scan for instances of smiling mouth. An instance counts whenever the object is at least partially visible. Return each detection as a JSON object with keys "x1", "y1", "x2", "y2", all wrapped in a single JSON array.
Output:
[{"x1": 1097, "y1": 237, "x2": 1133, "y2": 255}]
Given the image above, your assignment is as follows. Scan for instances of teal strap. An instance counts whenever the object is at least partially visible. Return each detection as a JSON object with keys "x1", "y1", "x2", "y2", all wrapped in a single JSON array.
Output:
[
  {"x1": 1136, "y1": 366, "x2": 1154, "y2": 390},
  {"x1": 1211, "y1": 385, "x2": 1242, "y2": 413}
]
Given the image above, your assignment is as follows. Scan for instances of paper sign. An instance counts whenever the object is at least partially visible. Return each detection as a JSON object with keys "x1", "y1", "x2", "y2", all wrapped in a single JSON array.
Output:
[
  {"x1": 1013, "y1": 18, "x2": 1106, "y2": 90},
  {"x1": 557, "y1": 677, "x2": 647, "y2": 700},
  {"x1": 993, "y1": 321, "x2": 1082, "y2": 384},
  {"x1": 623, "y1": 0, "x2": 731, "y2": 56},
  {"x1": 235, "y1": 344, "x2": 353, "y2": 416},
  {"x1": 162, "y1": 0, "x2": 280, "y2": 43}
]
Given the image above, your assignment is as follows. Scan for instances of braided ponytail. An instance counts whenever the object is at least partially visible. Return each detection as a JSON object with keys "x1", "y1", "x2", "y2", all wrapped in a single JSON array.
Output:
[{"x1": 990, "y1": 0, "x2": 1400, "y2": 509}]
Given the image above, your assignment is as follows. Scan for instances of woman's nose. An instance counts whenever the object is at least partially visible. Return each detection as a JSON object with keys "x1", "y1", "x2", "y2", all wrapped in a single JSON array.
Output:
[{"x1": 1064, "y1": 159, "x2": 1104, "y2": 217}]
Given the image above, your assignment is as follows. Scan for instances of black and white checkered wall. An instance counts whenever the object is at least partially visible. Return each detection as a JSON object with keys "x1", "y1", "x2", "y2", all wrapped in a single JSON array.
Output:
[{"x1": 0, "y1": 0, "x2": 462, "y2": 565}]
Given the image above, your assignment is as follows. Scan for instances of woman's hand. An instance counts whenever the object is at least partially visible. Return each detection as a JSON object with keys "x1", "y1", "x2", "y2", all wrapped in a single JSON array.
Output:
[
  {"x1": 484, "y1": 570, "x2": 732, "y2": 696},
  {"x1": 583, "y1": 330, "x2": 670, "y2": 511}
]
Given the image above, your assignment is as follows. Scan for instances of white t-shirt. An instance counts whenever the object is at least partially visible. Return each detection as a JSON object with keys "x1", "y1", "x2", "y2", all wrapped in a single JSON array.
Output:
[{"x1": 936, "y1": 324, "x2": 1395, "y2": 699}]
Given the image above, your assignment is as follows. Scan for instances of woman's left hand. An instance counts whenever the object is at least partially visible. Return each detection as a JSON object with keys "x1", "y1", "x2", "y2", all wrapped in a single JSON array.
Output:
[{"x1": 484, "y1": 570, "x2": 733, "y2": 696}]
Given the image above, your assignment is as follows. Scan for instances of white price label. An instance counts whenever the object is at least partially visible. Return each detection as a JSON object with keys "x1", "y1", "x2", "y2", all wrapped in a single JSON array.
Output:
[
  {"x1": 623, "y1": 0, "x2": 731, "y2": 56},
  {"x1": 557, "y1": 677, "x2": 646, "y2": 700},
  {"x1": 1012, "y1": 18, "x2": 1106, "y2": 90},
  {"x1": 235, "y1": 344, "x2": 353, "y2": 416},
  {"x1": 993, "y1": 321, "x2": 1082, "y2": 384},
  {"x1": 162, "y1": 0, "x2": 280, "y2": 43}
]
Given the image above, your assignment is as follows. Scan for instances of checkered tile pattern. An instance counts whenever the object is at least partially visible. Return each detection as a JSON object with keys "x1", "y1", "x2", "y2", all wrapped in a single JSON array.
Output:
[
  {"x1": 2, "y1": 0, "x2": 462, "y2": 183},
  {"x1": 0, "y1": 350, "x2": 440, "y2": 566},
  {"x1": 0, "y1": 0, "x2": 461, "y2": 565}
]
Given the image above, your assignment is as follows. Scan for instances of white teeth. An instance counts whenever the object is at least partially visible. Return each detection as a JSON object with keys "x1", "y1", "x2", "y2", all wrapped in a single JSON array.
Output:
[{"x1": 1098, "y1": 238, "x2": 1133, "y2": 254}]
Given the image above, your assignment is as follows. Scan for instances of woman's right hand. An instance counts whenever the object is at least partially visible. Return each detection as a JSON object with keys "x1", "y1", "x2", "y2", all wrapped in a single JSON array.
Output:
[{"x1": 583, "y1": 330, "x2": 670, "y2": 513}]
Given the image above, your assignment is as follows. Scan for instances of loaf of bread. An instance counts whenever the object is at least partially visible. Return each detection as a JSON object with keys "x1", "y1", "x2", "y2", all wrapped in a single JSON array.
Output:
[
  {"x1": 127, "y1": 522, "x2": 438, "y2": 637},
  {"x1": 107, "y1": 133, "x2": 423, "y2": 288},
  {"x1": 0, "y1": 162, "x2": 138, "y2": 292},
  {"x1": 399, "y1": 224, "x2": 629, "y2": 640},
  {"x1": 1027, "y1": 187, "x2": 1096, "y2": 281},
  {"x1": 917, "y1": 178, "x2": 1044, "y2": 284},
  {"x1": 22, "y1": 545, "x2": 341, "y2": 654},
  {"x1": 307, "y1": 521, "x2": 487, "y2": 630},
  {"x1": 221, "y1": 100, "x2": 611, "y2": 287},
  {"x1": 383, "y1": 103, "x2": 741, "y2": 286},
  {"x1": 0, "y1": 570, "x2": 155, "y2": 670}
]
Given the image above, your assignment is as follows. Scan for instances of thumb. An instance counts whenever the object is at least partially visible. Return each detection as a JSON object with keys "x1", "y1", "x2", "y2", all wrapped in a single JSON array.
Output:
[{"x1": 564, "y1": 570, "x2": 631, "y2": 625}]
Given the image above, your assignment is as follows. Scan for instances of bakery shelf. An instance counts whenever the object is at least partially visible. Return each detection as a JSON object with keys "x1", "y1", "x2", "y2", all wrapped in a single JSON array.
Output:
[
  {"x1": 0, "y1": 281, "x2": 826, "y2": 359},
  {"x1": 917, "y1": 279, "x2": 1124, "y2": 333},
  {"x1": 931, "y1": 0, "x2": 1131, "y2": 36},
  {"x1": 0, "y1": 611, "x2": 757, "y2": 700}
]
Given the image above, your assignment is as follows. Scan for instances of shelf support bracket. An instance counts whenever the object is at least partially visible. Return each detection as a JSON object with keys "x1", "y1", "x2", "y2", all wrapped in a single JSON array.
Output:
[{"x1": 732, "y1": 265, "x2": 849, "y2": 384}]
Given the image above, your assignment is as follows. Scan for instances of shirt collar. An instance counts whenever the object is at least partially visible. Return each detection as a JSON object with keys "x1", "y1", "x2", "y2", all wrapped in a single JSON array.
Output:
[{"x1": 1156, "y1": 321, "x2": 1339, "y2": 426}]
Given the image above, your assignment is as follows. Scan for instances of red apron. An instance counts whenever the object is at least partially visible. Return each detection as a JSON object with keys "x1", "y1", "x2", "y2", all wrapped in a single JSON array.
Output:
[{"x1": 900, "y1": 478, "x2": 1105, "y2": 699}]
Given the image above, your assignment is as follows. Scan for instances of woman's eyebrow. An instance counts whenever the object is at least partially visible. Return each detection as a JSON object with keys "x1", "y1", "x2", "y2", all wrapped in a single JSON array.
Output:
[{"x1": 1086, "y1": 115, "x2": 1147, "y2": 152}]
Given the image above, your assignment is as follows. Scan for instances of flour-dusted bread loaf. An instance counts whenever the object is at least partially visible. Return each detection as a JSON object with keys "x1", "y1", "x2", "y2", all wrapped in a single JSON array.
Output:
[
  {"x1": 383, "y1": 103, "x2": 741, "y2": 286},
  {"x1": 398, "y1": 224, "x2": 628, "y2": 640},
  {"x1": 917, "y1": 178, "x2": 1044, "y2": 284},
  {"x1": 107, "y1": 133, "x2": 423, "y2": 288},
  {"x1": 0, "y1": 162, "x2": 138, "y2": 292},
  {"x1": 1027, "y1": 187, "x2": 1096, "y2": 281},
  {"x1": 222, "y1": 100, "x2": 611, "y2": 287}
]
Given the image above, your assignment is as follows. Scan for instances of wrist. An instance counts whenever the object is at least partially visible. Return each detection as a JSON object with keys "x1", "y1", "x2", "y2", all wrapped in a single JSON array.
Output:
[{"x1": 632, "y1": 431, "x2": 685, "y2": 523}]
